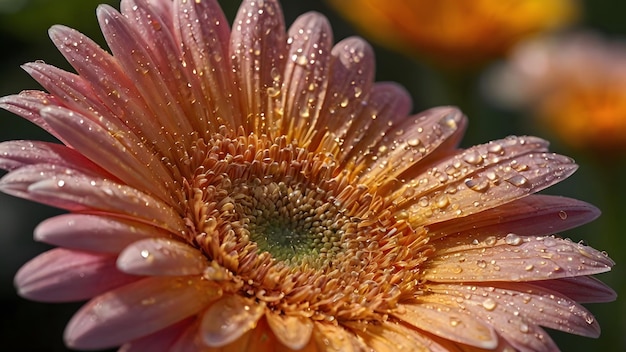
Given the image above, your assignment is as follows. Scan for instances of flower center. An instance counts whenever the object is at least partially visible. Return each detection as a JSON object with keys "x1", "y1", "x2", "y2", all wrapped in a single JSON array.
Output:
[
  {"x1": 181, "y1": 130, "x2": 431, "y2": 321},
  {"x1": 233, "y1": 180, "x2": 348, "y2": 266}
]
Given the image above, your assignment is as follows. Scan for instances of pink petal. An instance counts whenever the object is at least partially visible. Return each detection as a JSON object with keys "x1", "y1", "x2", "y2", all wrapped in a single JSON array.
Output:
[
  {"x1": 200, "y1": 295, "x2": 265, "y2": 347},
  {"x1": 0, "y1": 140, "x2": 109, "y2": 176},
  {"x1": 265, "y1": 312, "x2": 314, "y2": 350},
  {"x1": 64, "y1": 276, "x2": 222, "y2": 350},
  {"x1": 363, "y1": 106, "x2": 468, "y2": 192},
  {"x1": 15, "y1": 248, "x2": 138, "y2": 302},
  {"x1": 0, "y1": 91, "x2": 66, "y2": 141},
  {"x1": 230, "y1": 0, "x2": 287, "y2": 134},
  {"x1": 47, "y1": 25, "x2": 174, "y2": 159},
  {"x1": 531, "y1": 276, "x2": 617, "y2": 303},
  {"x1": 312, "y1": 36, "x2": 375, "y2": 152},
  {"x1": 279, "y1": 12, "x2": 333, "y2": 140},
  {"x1": 39, "y1": 105, "x2": 179, "y2": 207},
  {"x1": 0, "y1": 164, "x2": 186, "y2": 234},
  {"x1": 423, "y1": 234, "x2": 613, "y2": 282},
  {"x1": 35, "y1": 214, "x2": 173, "y2": 254},
  {"x1": 22, "y1": 62, "x2": 112, "y2": 125},
  {"x1": 393, "y1": 302, "x2": 497, "y2": 349},
  {"x1": 398, "y1": 136, "x2": 577, "y2": 226},
  {"x1": 427, "y1": 282, "x2": 601, "y2": 350},
  {"x1": 97, "y1": 5, "x2": 195, "y2": 141},
  {"x1": 427, "y1": 194, "x2": 601, "y2": 241},
  {"x1": 117, "y1": 238, "x2": 208, "y2": 276},
  {"x1": 118, "y1": 317, "x2": 193, "y2": 352},
  {"x1": 174, "y1": 0, "x2": 240, "y2": 130},
  {"x1": 338, "y1": 82, "x2": 414, "y2": 172},
  {"x1": 120, "y1": 0, "x2": 208, "y2": 136}
]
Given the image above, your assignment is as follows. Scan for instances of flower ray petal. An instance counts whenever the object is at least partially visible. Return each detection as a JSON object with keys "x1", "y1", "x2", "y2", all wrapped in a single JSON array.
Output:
[
  {"x1": 393, "y1": 302, "x2": 498, "y2": 349},
  {"x1": 346, "y1": 320, "x2": 445, "y2": 352},
  {"x1": 367, "y1": 107, "x2": 468, "y2": 192},
  {"x1": 397, "y1": 136, "x2": 577, "y2": 226},
  {"x1": 0, "y1": 91, "x2": 66, "y2": 141},
  {"x1": 48, "y1": 25, "x2": 174, "y2": 157},
  {"x1": 280, "y1": 12, "x2": 333, "y2": 141},
  {"x1": 39, "y1": 105, "x2": 180, "y2": 206},
  {"x1": 531, "y1": 276, "x2": 617, "y2": 303},
  {"x1": 15, "y1": 248, "x2": 137, "y2": 302},
  {"x1": 117, "y1": 238, "x2": 208, "y2": 276},
  {"x1": 0, "y1": 140, "x2": 109, "y2": 177},
  {"x1": 119, "y1": 318, "x2": 193, "y2": 352},
  {"x1": 200, "y1": 295, "x2": 265, "y2": 347},
  {"x1": 340, "y1": 82, "x2": 412, "y2": 174},
  {"x1": 230, "y1": 0, "x2": 287, "y2": 134},
  {"x1": 427, "y1": 194, "x2": 601, "y2": 241},
  {"x1": 312, "y1": 323, "x2": 359, "y2": 352},
  {"x1": 174, "y1": 0, "x2": 240, "y2": 129},
  {"x1": 265, "y1": 312, "x2": 314, "y2": 350},
  {"x1": 97, "y1": 4, "x2": 196, "y2": 143},
  {"x1": 427, "y1": 282, "x2": 601, "y2": 348},
  {"x1": 35, "y1": 213, "x2": 173, "y2": 254},
  {"x1": 64, "y1": 276, "x2": 222, "y2": 350},
  {"x1": 0, "y1": 164, "x2": 186, "y2": 233},
  {"x1": 424, "y1": 234, "x2": 613, "y2": 282},
  {"x1": 313, "y1": 37, "x2": 374, "y2": 153}
]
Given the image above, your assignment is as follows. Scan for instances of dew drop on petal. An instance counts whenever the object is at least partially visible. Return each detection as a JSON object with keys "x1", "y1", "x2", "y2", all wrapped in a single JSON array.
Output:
[
  {"x1": 505, "y1": 233, "x2": 522, "y2": 246},
  {"x1": 505, "y1": 174, "x2": 530, "y2": 187},
  {"x1": 482, "y1": 298, "x2": 497, "y2": 311},
  {"x1": 558, "y1": 210, "x2": 568, "y2": 220},
  {"x1": 449, "y1": 317, "x2": 461, "y2": 327},
  {"x1": 519, "y1": 323, "x2": 530, "y2": 333}
]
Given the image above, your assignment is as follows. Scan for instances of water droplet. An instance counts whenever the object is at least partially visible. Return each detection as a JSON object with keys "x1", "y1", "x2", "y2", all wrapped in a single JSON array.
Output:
[
  {"x1": 465, "y1": 177, "x2": 489, "y2": 192},
  {"x1": 505, "y1": 233, "x2": 522, "y2": 246},
  {"x1": 407, "y1": 138, "x2": 420, "y2": 147},
  {"x1": 463, "y1": 151, "x2": 483, "y2": 165},
  {"x1": 487, "y1": 143, "x2": 504, "y2": 154},
  {"x1": 505, "y1": 175, "x2": 530, "y2": 187},
  {"x1": 558, "y1": 210, "x2": 567, "y2": 220},
  {"x1": 56, "y1": 180, "x2": 65, "y2": 187},
  {"x1": 524, "y1": 264, "x2": 534, "y2": 271},
  {"x1": 449, "y1": 317, "x2": 461, "y2": 327},
  {"x1": 482, "y1": 298, "x2": 497, "y2": 311},
  {"x1": 519, "y1": 323, "x2": 529, "y2": 333},
  {"x1": 476, "y1": 260, "x2": 487, "y2": 268},
  {"x1": 484, "y1": 236, "x2": 497, "y2": 246},
  {"x1": 140, "y1": 249, "x2": 150, "y2": 258},
  {"x1": 294, "y1": 54, "x2": 308, "y2": 66}
]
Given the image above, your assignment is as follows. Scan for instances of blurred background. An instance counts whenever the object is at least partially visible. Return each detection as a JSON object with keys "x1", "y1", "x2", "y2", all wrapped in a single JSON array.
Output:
[{"x1": 1, "y1": 0, "x2": 625, "y2": 350}]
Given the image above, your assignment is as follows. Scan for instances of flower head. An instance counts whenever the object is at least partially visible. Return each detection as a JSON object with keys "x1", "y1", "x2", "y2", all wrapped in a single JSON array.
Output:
[
  {"x1": 0, "y1": 0, "x2": 614, "y2": 351},
  {"x1": 327, "y1": 0, "x2": 579, "y2": 68},
  {"x1": 486, "y1": 32, "x2": 626, "y2": 153}
]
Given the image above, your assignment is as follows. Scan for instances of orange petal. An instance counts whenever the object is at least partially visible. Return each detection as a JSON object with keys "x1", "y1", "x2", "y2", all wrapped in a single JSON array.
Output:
[{"x1": 266, "y1": 312, "x2": 314, "y2": 350}]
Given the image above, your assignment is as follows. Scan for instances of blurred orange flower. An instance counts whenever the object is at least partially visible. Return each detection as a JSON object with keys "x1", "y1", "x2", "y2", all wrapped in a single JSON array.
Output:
[
  {"x1": 327, "y1": 0, "x2": 579, "y2": 68},
  {"x1": 486, "y1": 33, "x2": 626, "y2": 153}
]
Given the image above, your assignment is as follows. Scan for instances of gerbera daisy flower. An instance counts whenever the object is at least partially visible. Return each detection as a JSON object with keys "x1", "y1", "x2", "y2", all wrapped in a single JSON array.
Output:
[
  {"x1": 326, "y1": 0, "x2": 579, "y2": 68},
  {"x1": 485, "y1": 32, "x2": 626, "y2": 154},
  {"x1": 0, "y1": 0, "x2": 615, "y2": 351}
]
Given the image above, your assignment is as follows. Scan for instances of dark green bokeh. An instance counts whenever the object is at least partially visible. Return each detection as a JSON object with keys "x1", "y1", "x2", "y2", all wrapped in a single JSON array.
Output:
[{"x1": 0, "y1": 1, "x2": 624, "y2": 351}]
